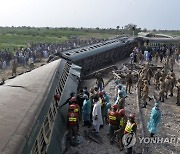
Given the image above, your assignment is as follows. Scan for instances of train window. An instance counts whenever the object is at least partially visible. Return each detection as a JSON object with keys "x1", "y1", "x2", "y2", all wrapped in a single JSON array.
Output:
[
  {"x1": 75, "y1": 50, "x2": 80, "y2": 53},
  {"x1": 44, "y1": 117, "x2": 51, "y2": 139},
  {"x1": 49, "y1": 108, "x2": 54, "y2": 124},
  {"x1": 31, "y1": 140, "x2": 39, "y2": 154},
  {"x1": 52, "y1": 104, "x2": 57, "y2": 115},
  {"x1": 39, "y1": 129, "x2": 46, "y2": 153},
  {"x1": 65, "y1": 53, "x2": 71, "y2": 56}
]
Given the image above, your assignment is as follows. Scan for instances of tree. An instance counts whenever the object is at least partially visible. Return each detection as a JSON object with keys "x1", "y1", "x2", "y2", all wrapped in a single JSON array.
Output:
[{"x1": 124, "y1": 24, "x2": 137, "y2": 30}]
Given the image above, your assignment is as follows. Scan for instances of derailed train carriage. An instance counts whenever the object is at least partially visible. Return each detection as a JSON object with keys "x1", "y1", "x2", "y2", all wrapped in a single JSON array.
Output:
[
  {"x1": 60, "y1": 37, "x2": 138, "y2": 74},
  {"x1": 137, "y1": 35, "x2": 180, "y2": 48},
  {"x1": 49, "y1": 37, "x2": 138, "y2": 75},
  {"x1": 0, "y1": 36, "x2": 139, "y2": 154},
  {"x1": 0, "y1": 59, "x2": 81, "y2": 154}
]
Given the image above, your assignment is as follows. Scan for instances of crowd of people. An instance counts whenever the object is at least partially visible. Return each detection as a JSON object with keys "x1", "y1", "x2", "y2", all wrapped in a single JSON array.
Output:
[
  {"x1": 0, "y1": 37, "x2": 105, "y2": 71},
  {"x1": 66, "y1": 74, "x2": 137, "y2": 153},
  {"x1": 65, "y1": 44, "x2": 179, "y2": 154}
]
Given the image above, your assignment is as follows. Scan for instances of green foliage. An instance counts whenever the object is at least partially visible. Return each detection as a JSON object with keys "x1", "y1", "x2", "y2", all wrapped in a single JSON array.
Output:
[{"x1": 0, "y1": 27, "x2": 117, "y2": 52}]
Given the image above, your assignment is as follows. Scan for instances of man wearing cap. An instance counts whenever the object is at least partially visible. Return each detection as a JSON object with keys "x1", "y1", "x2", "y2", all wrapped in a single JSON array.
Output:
[
  {"x1": 116, "y1": 109, "x2": 127, "y2": 151},
  {"x1": 67, "y1": 104, "x2": 79, "y2": 145},
  {"x1": 124, "y1": 113, "x2": 137, "y2": 154},
  {"x1": 125, "y1": 71, "x2": 133, "y2": 94},
  {"x1": 108, "y1": 104, "x2": 119, "y2": 144},
  {"x1": 147, "y1": 102, "x2": 161, "y2": 137}
]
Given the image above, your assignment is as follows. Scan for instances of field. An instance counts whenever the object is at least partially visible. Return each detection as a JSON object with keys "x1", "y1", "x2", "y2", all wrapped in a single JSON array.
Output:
[
  {"x1": 0, "y1": 27, "x2": 118, "y2": 52},
  {"x1": 0, "y1": 27, "x2": 180, "y2": 52}
]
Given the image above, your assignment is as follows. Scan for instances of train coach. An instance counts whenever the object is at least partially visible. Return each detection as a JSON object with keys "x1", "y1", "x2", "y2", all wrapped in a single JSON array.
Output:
[
  {"x1": 48, "y1": 37, "x2": 138, "y2": 75},
  {"x1": 60, "y1": 37, "x2": 138, "y2": 75},
  {"x1": 0, "y1": 59, "x2": 81, "y2": 154},
  {"x1": 137, "y1": 33, "x2": 180, "y2": 48}
]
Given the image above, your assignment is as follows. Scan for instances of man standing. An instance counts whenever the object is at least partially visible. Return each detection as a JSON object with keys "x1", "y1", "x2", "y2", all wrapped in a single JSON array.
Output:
[
  {"x1": 116, "y1": 109, "x2": 127, "y2": 151},
  {"x1": 125, "y1": 71, "x2": 133, "y2": 94},
  {"x1": 96, "y1": 74, "x2": 104, "y2": 91},
  {"x1": 108, "y1": 105, "x2": 119, "y2": 144},
  {"x1": 92, "y1": 97, "x2": 103, "y2": 133},
  {"x1": 12, "y1": 59, "x2": 17, "y2": 76},
  {"x1": 67, "y1": 104, "x2": 79, "y2": 146},
  {"x1": 124, "y1": 114, "x2": 137, "y2": 154}
]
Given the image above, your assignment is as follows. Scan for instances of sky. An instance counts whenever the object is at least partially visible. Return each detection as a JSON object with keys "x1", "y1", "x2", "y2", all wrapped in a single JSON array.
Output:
[{"x1": 0, "y1": 0, "x2": 180, "y2": 30}]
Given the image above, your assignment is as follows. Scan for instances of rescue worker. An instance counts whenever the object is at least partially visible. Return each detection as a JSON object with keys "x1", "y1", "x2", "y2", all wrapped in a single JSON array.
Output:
[
  {"x1": 82, "y1": 94, "x2": 91, "y2": 127},
  {"x1": 67, "y1": 104, "x2": 79, "y2": 146},
  {"x1": 137, "y1": 77, "x2": 143, "y2": 97},
  {"x1": 169, "y1": 72, "x2": 176, "y2": 97},
  {"x1": 147, "y1": 102, "x2": 161, "y2": 137},
  {"x1": 147, "y1": 67, "x2": 153, "y2": 85},
  {"x1": 159, "y1": 77, "x2": 165, "y2": 102},
  {"x1": 124, "y1": 114, "x2": 137, "y2": 154},
  {"x1": 92, "y1": 96, "x2": 103, "y2": 133},
  {"x1": 71, "y1": 97, "x2": 80, "y2": 133},
  {"x1": 169, "y1": 56, "x2": 175, "y2": 71},
  {"x1": 12, "y1": 60, "x2": 17, "y2": 76},
  {"x1": 99, "y1": 91, "x2": 105, "y2": 127},
  {"x1": 176, "y1": 79, "x2": 180, "y2": 106},
  {"x1": 164, "y1": 75, "x2": 172, "y2": 99},
  {"x1": 71, "y1": 97, "x2": 80, "y2": 115},
  {"x1": 161, "y1": 69, "x2": 167, "y2": 81},
  {"x1": 117, "y1": 92, "x2": 125, "y2": 109},
  {"x1": 125, "y1": 71, "x2": 133, "y2": 94},
  {"x1": 141, "y1": 80, "x2": 149, "y2": 108},
  {"x1": 155, "y1": 52, "x2": 159, "y2": 63},
  {"x1": 154, "y1": 69, "x2": 161, "y2": 90},
  {"x1": 116, "y1": 109, "x2": 127, "y2": 151},
  {"x1": 108, "y1": 104, "x2": 119, "y2": 144}
]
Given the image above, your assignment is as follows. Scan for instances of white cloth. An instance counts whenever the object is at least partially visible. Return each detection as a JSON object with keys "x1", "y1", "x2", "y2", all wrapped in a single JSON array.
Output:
[{"x1": 92, "y1": 101, "x2": 103, "y2": 132}]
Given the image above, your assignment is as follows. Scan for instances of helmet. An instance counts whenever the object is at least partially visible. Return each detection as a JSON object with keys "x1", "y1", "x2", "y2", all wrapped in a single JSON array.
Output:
[
  {"x1": 129, "y1": 113, "x2": 135, "y2": 119},
  {"x1": 71, "y1": 97, "x2": 77, "y2": 102},
  {"x1": 69, "y1": 104, "x2": 76, "y2": 110},
  {"x1": 99, "y1": 91, "x2": 103, "y2": 97},
  {"x1": 102, "y1": 90, "x2": 105, "y2": 94},
  {"x1": 54, "y1": 94, "x2": 60, "y2": 101},
  {"x1": 112, "y1": 104, "x2": 118, "y2": 110},
  {"x1": 119, "y1": 109, "x2": 125, "y2": 115}
]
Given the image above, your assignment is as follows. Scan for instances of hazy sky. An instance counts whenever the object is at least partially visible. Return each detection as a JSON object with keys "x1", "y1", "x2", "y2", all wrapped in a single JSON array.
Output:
[{"x1": 0, "y1": 0, "x2": 179, "y2": 30}]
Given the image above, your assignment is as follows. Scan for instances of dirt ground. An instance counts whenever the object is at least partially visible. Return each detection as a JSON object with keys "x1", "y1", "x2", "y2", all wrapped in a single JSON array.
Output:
[
  {"x1": 65, "y1": 58, "x2": 180, "y2": 154},
  {"x1": 0, "y1": 59, "x2": 47, "y2": 81}
]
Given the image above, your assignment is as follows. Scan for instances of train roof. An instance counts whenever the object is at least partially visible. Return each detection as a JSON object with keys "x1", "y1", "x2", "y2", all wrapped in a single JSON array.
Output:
[
  {"x1": 0, "y1": 59, "x2": 67, "y2": 154},
  {"x1": 61, "y1": 37, "x2": 135, "y2": 61},
  {"x1": 139, "y1": 36, "x2": 180, "y2": 43}
]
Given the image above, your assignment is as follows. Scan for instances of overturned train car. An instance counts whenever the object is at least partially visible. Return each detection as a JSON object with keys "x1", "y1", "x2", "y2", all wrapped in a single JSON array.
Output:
[
  {"x1": 61, "y1": 37, "x2": 138, "y2": 75},
  {"x1": 48, "y1": 37, "x2": 138, "y2": 75},
  {"x1": 0, "y1": 59, "x2": 81, "y2": 154}
]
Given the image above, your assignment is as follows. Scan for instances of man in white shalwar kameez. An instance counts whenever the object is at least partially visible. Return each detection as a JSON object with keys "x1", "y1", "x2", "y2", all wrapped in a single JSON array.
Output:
[{"x1": 92, "y1": 97, "x2": 103, "y2": 133}]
